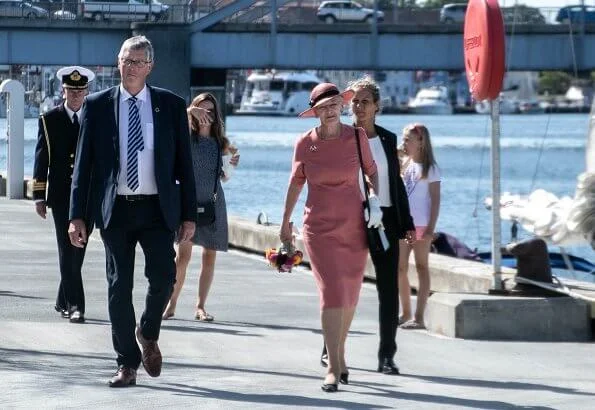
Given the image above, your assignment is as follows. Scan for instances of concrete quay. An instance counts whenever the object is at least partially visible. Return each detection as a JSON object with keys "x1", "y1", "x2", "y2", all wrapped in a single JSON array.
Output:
[
  {"x1": 1, "y1": 197, "x2": 595, "y2": 409},
  {"x1": 229, "y1": 216, "x2": 594, "y2": 341}
]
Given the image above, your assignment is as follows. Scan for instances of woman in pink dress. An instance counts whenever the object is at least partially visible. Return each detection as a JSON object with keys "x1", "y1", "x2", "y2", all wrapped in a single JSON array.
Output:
[{"x1": 280, "y1": 83, "x2": 383, "y2": 392}]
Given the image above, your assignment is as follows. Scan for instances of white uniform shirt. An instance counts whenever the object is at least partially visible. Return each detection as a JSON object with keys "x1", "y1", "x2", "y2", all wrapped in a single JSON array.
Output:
[{"x1": 117, "y1": 84, "x2": 157, "y2": 195}]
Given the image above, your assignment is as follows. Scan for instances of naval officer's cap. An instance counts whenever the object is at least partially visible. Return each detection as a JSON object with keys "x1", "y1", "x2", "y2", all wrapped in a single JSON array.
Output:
[{"x1": 56, "y1": 66, "x2": 95, "y2": 89}]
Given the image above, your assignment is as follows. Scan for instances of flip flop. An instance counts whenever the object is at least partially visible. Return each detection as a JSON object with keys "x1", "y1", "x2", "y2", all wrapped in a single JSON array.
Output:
[
  {"x1": 400, "y1": 319, "x2": 426, "y2": 330},
  {"x1": 398, "y1": 316, "x2": 410, "y2": 326},
  {"x1": 195, "y1": 310, "x2": 214, "y2": 322},
  {"x1": 162, "y1": 311, "x2": 175, "y2": 320}
]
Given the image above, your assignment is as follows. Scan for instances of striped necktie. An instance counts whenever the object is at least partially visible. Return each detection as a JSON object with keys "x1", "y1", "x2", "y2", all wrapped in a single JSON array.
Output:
[{"x1": 126, "y1": 96, "x2": 144, "y2": 191}]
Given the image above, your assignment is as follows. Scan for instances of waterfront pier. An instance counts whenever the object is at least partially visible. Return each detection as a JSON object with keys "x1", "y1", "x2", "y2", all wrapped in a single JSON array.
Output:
[{"x1": 1, "y1": 197, "x2": 594, "y2": 408}]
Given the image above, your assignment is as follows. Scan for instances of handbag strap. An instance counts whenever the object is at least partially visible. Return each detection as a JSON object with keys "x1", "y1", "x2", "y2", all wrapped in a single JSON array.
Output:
[
  {"x1": 210, "y1": 140, "x2": 221, "y2": 202},
  {"x1": 354, "y1": 128, "x2": 370, "y2": 207}
]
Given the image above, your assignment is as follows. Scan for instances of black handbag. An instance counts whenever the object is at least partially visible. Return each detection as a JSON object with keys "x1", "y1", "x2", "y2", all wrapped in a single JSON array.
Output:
[
  {"x1": 354, "y1": 129, "x2": 389, "y2": 254},
  {"x1": 196, "y1": 141, "x2": 221, "y2": 227}
]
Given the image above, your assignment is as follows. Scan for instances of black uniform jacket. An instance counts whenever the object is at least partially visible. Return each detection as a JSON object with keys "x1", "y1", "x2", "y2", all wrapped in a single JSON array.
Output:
[
  {"x1": 33, "y1": 104, "x2": 78, "y2": 208},
  {"x1": 375, "y1": 124, "x2": 415, "y2": 238}
]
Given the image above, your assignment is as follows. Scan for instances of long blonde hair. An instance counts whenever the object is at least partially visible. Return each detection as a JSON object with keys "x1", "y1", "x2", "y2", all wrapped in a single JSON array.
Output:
[
  {"x1": 189, "y1": 92, "x2": 229, "y2": 150},
  {"x1": 402, "y1": 123, "x2": 437, "y2": 179}
]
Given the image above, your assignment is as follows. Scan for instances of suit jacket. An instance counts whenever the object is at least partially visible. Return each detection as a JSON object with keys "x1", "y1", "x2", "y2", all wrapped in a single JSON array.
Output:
[
  {"x1": 375, "y1": 124, "x2": 415, "y2": 238},
  {"x1": 33, "y1": 104, "x2": 78, "y2": 208},
  {"x1": 69, "y1": 85, "x2": 196, "y2": 231}
]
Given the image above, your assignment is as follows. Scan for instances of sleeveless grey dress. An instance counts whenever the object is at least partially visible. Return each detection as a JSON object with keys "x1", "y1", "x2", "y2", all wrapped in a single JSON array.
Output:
[{"x1": 190, "y1": 133, "x2": 228, "y2": 251}]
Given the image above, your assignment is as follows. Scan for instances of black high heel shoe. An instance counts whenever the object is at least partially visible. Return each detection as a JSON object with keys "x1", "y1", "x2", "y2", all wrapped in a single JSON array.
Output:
[
  {"x1": 320, "y1": 346, "x2": 328, "y2": 368},
  {"x1": 340, "y1": 372, "x2": 349, "y2": 385},
  {"x1": 321, "y1": 382, "x2": 338, "y2": 392}
]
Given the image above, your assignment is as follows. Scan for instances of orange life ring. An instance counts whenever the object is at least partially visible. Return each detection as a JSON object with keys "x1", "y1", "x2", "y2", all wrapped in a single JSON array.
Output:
[{"x1": 464, "y1": 0, "x2": 505, "y2": 101}]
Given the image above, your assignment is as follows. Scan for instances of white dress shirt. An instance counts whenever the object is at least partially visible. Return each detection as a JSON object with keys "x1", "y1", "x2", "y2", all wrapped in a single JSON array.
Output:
[
  {"x1": 117, "y1": 84, "x2": 157, "y2": 195},
  {"x1": 63, "y1": 104, "x2": 80, "y2": 123}
]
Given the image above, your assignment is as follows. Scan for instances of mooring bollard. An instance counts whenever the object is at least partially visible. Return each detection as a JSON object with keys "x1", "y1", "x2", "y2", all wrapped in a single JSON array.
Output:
[{"x1": 0, "y1": 79, "x2": 25, "y2": 199}]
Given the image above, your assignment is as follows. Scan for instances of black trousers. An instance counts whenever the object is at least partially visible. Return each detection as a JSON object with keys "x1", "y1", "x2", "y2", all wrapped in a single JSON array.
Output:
[
  {"x1": 51, "y1": 202, "x2": 86, "y2": 313},
  {"x1": 100, "y1": 196, "x2": 176, "y2": 369},
  {"x1": 370, "y1": 206, "x2": 400, "y2": 360}
]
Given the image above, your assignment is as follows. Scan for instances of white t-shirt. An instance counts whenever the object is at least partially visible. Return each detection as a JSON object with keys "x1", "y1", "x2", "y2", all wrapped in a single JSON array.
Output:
[
  {"x1": 359, "y1": 136, "x2": 392, "y2": 207},
  {"x1": 402, "y1": 161, "x2": 441, "y2": 227}
]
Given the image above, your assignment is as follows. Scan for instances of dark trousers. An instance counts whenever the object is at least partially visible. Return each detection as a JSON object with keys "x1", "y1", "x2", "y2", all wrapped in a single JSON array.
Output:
[
  {"x1": 100, "y1": 196, "x2": 176, "y2": 369},
  {"x1": 370, "y1": 206, "x2": 400, "y2": 360},
  {"x1": 51, "y1": 202, "x2": 86, "y2": 313}
]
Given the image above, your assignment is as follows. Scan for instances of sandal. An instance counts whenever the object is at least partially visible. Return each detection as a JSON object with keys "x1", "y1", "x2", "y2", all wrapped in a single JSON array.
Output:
[
  {"x1": 162, "y1": 311, "x2": 175, "y2": 320},
  {"x1": 195, "y1": 310, "x2": 214, "y2": 322},
  {"x1": 398, "y1": 316, "x2": 411, "y2": 326},
  {"x1": 400, "y1": 319, "x2": 426, "y2": 330}
]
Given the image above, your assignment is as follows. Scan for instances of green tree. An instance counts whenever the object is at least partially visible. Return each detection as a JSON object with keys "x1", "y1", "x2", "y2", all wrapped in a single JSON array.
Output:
[{"x1": 538, "y1": 71, "x2": 573, "y2": 95}]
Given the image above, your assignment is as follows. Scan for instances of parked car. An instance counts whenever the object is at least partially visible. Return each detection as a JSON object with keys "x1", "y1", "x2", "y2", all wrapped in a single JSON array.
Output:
[
  {"x1": 440, "y1": 3, "x2": 545, "y2": 25},
  {"x1": 501, "y1": 6, "x2": 546, "y2": 24},
  {"x1": 316, "y1": 0, "x2": 384, "y2": 24},
  {"x1": 80, "y1": 0, "x2": 169, "y2": 22},
  {"x1": 556, "y1": 5, "x2": 595, "y2": 24},
  {"x1": 0, "y1": 0, "x2": 49, "y2": 18},
  {"x1": 53, "y1": 8, "x2": 76, "y2": 19},
  {"x1": 439, "y1": 3, "x2": 466, "y2": 24}
]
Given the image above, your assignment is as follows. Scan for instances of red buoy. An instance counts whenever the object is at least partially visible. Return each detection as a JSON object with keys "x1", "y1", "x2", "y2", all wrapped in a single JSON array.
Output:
[{"x1": 464, "y1": 0, "x2": 505, "y2": 101}]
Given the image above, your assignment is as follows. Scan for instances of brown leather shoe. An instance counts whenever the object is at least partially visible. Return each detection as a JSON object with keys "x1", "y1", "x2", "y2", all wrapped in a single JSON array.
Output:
[
  {"x1": 135, "y1": 326, "x2": 162, "y2": 377},
  {"x1": 108, "y1": 366, "x2": 136, "y2": 387}
]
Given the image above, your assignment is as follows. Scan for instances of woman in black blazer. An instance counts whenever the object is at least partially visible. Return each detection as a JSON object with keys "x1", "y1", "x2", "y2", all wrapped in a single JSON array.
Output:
[{"x1": 320, "y1": 77, "x2": 415, "y2": 377}]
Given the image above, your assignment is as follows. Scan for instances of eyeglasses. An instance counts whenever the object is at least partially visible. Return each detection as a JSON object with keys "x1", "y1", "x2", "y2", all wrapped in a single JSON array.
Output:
[{"x1": 120, "y1": 59, "x2": 151, "y2": 68}]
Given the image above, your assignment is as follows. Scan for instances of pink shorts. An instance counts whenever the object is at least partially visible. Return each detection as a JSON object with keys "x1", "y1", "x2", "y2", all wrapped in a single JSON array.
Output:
[{"x1": 415, "y1": 226, "x2": 427, "y2": 240}]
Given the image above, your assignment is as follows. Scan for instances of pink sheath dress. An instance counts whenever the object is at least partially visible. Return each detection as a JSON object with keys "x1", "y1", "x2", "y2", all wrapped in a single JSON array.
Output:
[{"x1": 290, "y1": 124, "x2": 377, "y2": 309}]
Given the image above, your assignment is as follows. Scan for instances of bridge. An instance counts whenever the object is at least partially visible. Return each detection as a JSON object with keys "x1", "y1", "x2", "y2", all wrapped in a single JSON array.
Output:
[{"x1": 1, "y1": 1, "x2": 593, "y2": 99}]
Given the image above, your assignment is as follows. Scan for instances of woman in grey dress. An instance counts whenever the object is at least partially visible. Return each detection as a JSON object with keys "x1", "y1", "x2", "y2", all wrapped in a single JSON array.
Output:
[{"x1": 163, "y1": 92, "x2": 239, "y2": 321}]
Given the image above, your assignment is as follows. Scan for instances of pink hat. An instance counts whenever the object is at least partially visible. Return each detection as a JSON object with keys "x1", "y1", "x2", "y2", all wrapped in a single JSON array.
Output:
[{"x1": 298, "y1": 82, "x2": 354, "y2": 118}]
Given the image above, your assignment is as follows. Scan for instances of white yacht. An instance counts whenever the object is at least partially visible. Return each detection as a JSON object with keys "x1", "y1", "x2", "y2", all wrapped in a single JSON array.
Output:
[
  {"x1": 237, "y1": 71, "x2": 321, "y2": 116},
  {"x1": 408, "y1": 86, "x2": 453, "y2": 115},
  {"x1": 475, "y1": 94, "x2": 519, "y2": 114}
]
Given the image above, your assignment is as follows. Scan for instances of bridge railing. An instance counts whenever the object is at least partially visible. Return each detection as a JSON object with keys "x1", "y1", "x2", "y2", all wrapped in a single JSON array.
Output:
[
  {"x1": 0, "y1": 2, "x2": 572, "y2": 27},
  {"x1": 211, "y1": 3, "x2": 564, "y2": 26}
]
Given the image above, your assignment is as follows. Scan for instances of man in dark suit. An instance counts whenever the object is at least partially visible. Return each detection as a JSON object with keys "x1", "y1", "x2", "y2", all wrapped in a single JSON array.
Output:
[
  {"x1": 33, "y1": 66, "x2": 95, "y2": 324},
  {"x1": 68, "y1": 35, "x2": 196, "y2": 387}
]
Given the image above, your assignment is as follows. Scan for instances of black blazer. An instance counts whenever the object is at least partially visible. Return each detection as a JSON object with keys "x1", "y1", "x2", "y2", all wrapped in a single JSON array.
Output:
[
  {"x1": 69, "y1": 85, "x2": 196, "y2": 231},
  {"x1": 375, "y1": 124, "x2": 415, "y2": 238},
  {"x1": 33, "y1": 104, "x2": 78, "y2": 207}
]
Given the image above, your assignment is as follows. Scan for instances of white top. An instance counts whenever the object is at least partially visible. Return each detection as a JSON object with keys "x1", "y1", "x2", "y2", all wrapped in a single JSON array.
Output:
[
  {"x1": 117, "y1": 84, "x2": 157, "y2": 195},
  {"x1": 359, "y1": 136, "x2": 391, "y2": 207},
  {"x1": 402, "y1": 161, "x2": 441, "y2": 227}
]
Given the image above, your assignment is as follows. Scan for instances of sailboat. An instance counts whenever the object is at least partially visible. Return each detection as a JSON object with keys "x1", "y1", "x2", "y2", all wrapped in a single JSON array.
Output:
[{"x1": 484, "y1": 101, "x2": 595, "y2": 272}]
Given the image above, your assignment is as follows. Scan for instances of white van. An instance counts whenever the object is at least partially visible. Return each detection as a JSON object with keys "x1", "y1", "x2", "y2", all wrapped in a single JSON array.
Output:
[{"x1": 80, "y1": 0, "x2": 169, "y2": 21}]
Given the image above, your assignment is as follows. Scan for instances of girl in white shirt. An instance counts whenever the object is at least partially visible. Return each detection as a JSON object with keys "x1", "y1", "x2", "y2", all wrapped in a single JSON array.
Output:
[{"x1": 398, "y1": 123, "x2": 441, "y2": 330}]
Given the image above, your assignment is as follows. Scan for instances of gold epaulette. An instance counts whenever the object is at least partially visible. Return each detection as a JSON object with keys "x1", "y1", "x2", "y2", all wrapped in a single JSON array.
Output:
[
  {"x1": 40, "y1": 114, "x2": 51, "y2": 162},
  {"x1": 32, "y1": 179, "x2": 47, "y2": 192}
]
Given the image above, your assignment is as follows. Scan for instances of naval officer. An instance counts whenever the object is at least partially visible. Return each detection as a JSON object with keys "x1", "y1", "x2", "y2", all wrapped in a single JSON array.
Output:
[{"x1": 33, "y1": 65, "x2": 95, "y2": 324}]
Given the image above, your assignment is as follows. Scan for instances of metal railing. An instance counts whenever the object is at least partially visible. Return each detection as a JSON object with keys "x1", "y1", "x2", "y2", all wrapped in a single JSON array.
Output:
[{"x1": 0, "y1": 2, "x2": 581, "y2": 27}]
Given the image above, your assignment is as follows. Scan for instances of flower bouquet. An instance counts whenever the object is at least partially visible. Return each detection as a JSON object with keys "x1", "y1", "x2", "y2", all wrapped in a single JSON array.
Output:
[{"x1": 265, "y1": 241, "x2": 303, "y2": 273}]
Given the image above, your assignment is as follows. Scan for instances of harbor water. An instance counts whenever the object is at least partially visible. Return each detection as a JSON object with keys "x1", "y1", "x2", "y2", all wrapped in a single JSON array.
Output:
[{"x1": 1, "y1": 114, "x2": 593, "y2": 280}]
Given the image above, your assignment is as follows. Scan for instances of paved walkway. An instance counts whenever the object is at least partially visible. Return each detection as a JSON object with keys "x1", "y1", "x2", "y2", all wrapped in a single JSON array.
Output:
[{"x1": 1, "y1": 198, "x2": 594, "y2": 409}]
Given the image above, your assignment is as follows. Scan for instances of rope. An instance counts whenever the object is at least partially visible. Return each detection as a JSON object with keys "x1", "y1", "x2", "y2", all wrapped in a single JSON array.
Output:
[
  {"x1": 465, "y1": 113, "x2": 491, "y2": 244},
  {"x1": 529, "y1": 113, "x2": 552, "y2": 192},
  {"x1": 567, "y1": 17, "x2": 579, "y2": 79},
  {"x1": 504, "y1": 5, "x2": 519, "y2": 73}
]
